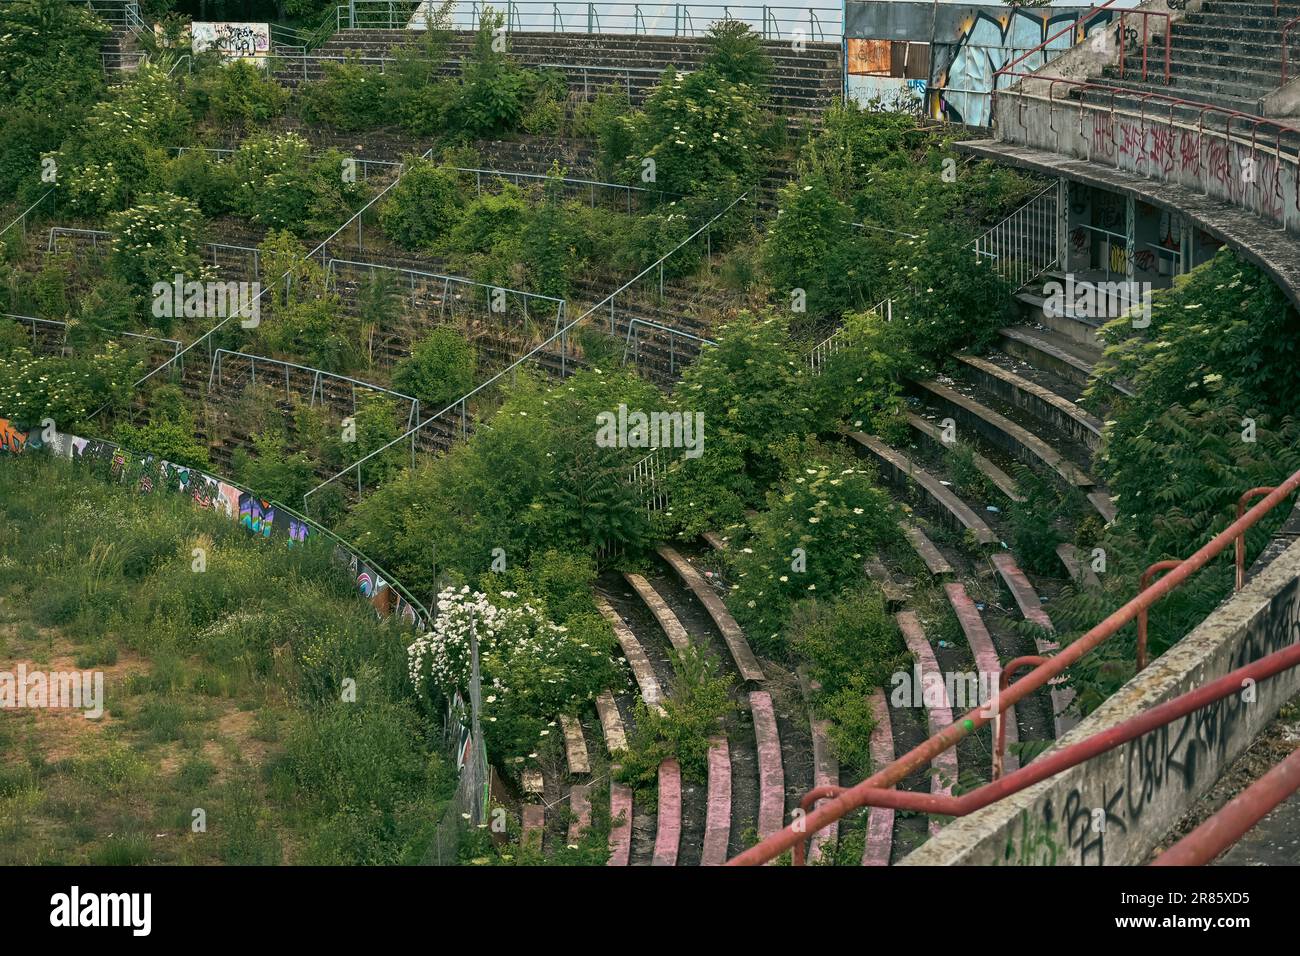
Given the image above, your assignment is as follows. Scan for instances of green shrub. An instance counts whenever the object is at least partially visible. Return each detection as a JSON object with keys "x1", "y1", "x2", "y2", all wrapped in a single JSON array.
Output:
[
  {"x1": 728, "y1": 443, "x2": 897, "y2": 654},
  {"x1": 787, "y1": 586, "x2": 907, "y2": 696},
  {"x1": 617, "y1": 646, "x2": 734, "y2": 793},
  {"x1": 379, "y1": 158, "x2": 467, "y2": 250},
  {"x1": 106, "y1": 192, "x2": 206, "y2": 306},
  {"x1": 391, "y1": 326, "x2": 478, "y2": 410},
  {"x1": 702, "y1": 19, "x2": 772, "y2": 88},
  {"x1": 299, "y1": 59, "x2": 391, "y2": 130},
  {"x1": 190, "y1": 60, "x2": 288, "y2": 128}
]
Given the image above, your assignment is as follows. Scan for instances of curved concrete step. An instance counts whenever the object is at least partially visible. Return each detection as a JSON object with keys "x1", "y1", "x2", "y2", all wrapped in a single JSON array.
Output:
[
  {"x1": 522, "y1": 802, "x2": 546, "y2": 850},
  {"x1": 1056, "y1": 542, "x2": 1103, "y2": 589},
  {"x1": 848, "y1": 431, "x2": 998, "y2": 547},
  {"x1": 955, "y1": 353, "x2": 1103, "y2": 452},
  {"x1": 595, "y1": 594, "x2": 665, "y2": 715},
  {"x1": 596, "y1": 690, "x2": 628, "y2": 754},
  {"x1": 623, "y1": 571, "x2": 692, "y2": 653},
  {"x1": 907, "y1": 412, "x2": 1024, "y2": 503},
  {"x1": 701, "y1": 736, "x2": 732, "y2": 866},
  {"x1": 657, "y1": 545, "x2": 765, "y2": 683},
  {"x1": 608, "y1": 778, "x2": 633, "y2": 866},
  {"x1": 652, "y1": 759, "x2": 682, "y2": 866},
  {"x1": 902, "y1": 523, "x2": 955, "y2": 577},
  {"x1": 798, "y1": 669, "x2": 840, "y2": 863},
  {"x1": 750, "y1": 690, "x2": 786, "y2": 845},
  {"x1": 559, "y1": 714, "x2": 591, "y2": 774},
  {"x1": 862, "y1": 688, "x2": 895, "y2": 866},
  {"x1": 989, "y1": 553, "x2": 1077, "y2": 738},
  {"x1": 568, "y1": 783, "x2": 591, "y2": 844},
  {"x1": 912, "y1": 378, "x2": 1095, "y2": 489},
  {"x1": 896, "y1": 611, "x2": 957, "y2": 835},
  {"x1": 945, "y1": 582, "x2": 1019, "y2": 776}
]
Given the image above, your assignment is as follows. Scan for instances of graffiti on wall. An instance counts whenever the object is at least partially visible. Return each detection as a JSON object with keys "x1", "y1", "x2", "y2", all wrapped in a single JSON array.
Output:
[
  {"x1": 191, "y1": 21, "x2": 270, "y2": 65},
  {"x1": 0, "y1": 416, "x2": 428, "y2": 631},
  {"x1": 1083, "y1": 111, "x2": 1287, "y2": 226},
  {"x1": 0, "y1": 419, "x2": 28, "y2": 455},
  {"x1": 1000, "y1": 578, "x2": 1300, "y2": 865},
  {"x1": 932, "y1": 9, "x2": 1113, "y2": 126}
]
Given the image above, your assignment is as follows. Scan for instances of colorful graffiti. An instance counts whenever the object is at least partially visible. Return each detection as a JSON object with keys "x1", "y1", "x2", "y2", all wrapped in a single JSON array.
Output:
[
  {"x1": 0, "y1": 417, "x2": 427, "y2": 636},
  {"x1": 0, "y1": 419, "x2": 28, "y2": 455},
  {"x1": 239, "y1": 494, "x2": 276, "y2": 538},
  {"x1": 932, "y1": 9, "x2": 1113, "y2": 125}
]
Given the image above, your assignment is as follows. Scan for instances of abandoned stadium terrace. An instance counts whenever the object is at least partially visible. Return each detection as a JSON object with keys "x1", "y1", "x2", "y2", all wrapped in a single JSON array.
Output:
[{"x1": 1, "y1": 0, "x2": 1299, "y2": 872}]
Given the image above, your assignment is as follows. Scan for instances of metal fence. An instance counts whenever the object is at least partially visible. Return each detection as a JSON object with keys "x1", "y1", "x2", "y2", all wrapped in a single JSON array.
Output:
[
  {"x1": 972, "y1": 182, "x2": 1061, "y2": 290},
  {"x1": 805, "y1": 298, "x2": 892, "y2": 375},
  {"x1": 353, "y1": 0, "x2": 841, "y2": 40},
  {"x1": 2, "y1": 313, "x2": 182, "y2": 361},
  {"x1": 303, "y1": 189, "x2": 750, "y2": 509}
]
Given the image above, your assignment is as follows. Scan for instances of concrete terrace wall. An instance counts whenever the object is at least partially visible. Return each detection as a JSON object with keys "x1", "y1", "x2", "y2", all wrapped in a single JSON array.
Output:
[
  {"x1": 996, "y1": 91, "x2": 1300, "y2": 234},
  {"x1": 902, "y1": 524, "x2": 1300, "y2": 866}
]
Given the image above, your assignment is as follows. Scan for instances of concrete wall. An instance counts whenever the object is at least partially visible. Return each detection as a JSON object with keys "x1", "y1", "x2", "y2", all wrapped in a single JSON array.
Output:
[
  {"x1": 902, "y1": 526, "x2": 1300, "y2": 865},
  {"x1": 997, "y1": 92, "x2": 1300, "y2": 235}
]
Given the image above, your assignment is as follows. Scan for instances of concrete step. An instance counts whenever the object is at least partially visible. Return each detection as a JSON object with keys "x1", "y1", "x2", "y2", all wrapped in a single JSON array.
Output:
[
  {"x1": 847, "y1": 431, "x2": 999, "y2": 546},
  {"x1": 910, "y1": 378, "x2": 1095, "y2": 490},
  {"x1": 953, "y1": 352, "x2": 1103, "y2": 453}
]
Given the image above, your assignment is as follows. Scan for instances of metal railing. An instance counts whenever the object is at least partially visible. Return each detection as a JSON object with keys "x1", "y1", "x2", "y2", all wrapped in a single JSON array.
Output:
[
  {"x1": 85, "y1": 147, "x2": 436, "y2": 420},
  {"x1": 630, "y1": 445, "x2": 671, "y2": 512},
  {"x1": 972, "y1": 183, "x2": 1061, "y2": 290},
  {"x1": 349, "y1": 1, "x2": 839, "y2": 40},
  {"x1": 207, "y1": 348, "x2": 422, "y2": 459},
  {"x1": 264, "y1": 47, "x2": 673, "y2": 101},
  {"x1": 303, "y1": 188, "x2": 749, "y2": 507},
  {"x1": 1, "y1": 313, "x2": 182, "y2": 360},
  {"x1": 731, "y1": 466, "x2": 1300, "y2": 865},
  {"x1": 326, "y1": 257, "x2": 568, "y2": 333},
  {"x1": 805, "y1": 297, "x2": 892, "y2": 374},
  {"x1": 1154, "y1": 744, "x2": 1300, "y2": 865},
  {"x1": 0, "y1": 190, "x2": 56, "y2": 247}
]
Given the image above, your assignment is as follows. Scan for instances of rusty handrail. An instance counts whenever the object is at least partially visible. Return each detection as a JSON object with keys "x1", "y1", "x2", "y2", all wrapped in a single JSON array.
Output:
[
  {"x1": 729, "y1": 468, "x2": 1300, "y2": 865},
  {"x1": 767, "y1": 638, "x2": 1300, "y2": 865},
  {"x1": 993, "y1": 656, "x2": 1048, "y2": 781},
  {"x1": 1153, "y1": 745, "x2": 1300, "y2": 865},
  {"x1": 1117, "y1": 11, "x2": 1173, "y2": 85},
  {"x1": 995, "y1": 0, "x2": 1124, "y2": 82}
]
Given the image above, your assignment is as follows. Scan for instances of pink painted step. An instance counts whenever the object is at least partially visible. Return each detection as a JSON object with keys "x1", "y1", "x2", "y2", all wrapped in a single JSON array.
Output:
[
  {"x1": 944, "y1": 582, "x2": 1019, "y2": 776},
  {"x1": 862, "y1": 689, "x2": 895, "y2": 866},
  {"x1": 896, "y1": 611, "x2": 956, "y2": 836},
  {"x1": 608, "y1": 776, "x2": 633, "y2": 866},
  {"x1": 750, "y1": 690, "x2": 786, "y2": 845},
  {"x1": 652, "y1": 759, "x2": 682, "y2": 866},
  {"x1": 701, "y1": 736, "x2": 732, "y2": 866},
  {"x1": 799, "y1": 670, "x2": 839, "y2": 863},
  {"x1": 568, "y1": 784, "x2": 591, "y2": 846},
  {"x1": 522, "y1": 804, "x2": 545, "y2": 849},
  {"x1": 658, "y1": 545, "x2": 765, "y2": 682},
  {"x1": 989, "y1": 552, "x2": 1078, "y2": 738}
]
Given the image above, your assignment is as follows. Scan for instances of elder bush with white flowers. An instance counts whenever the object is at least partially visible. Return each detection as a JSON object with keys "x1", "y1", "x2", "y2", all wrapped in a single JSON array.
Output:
[
  {"x1": 726, "y1": 440, "x2": 897, "y2": 655},
  {"x1": 408, "y1": 586, "x2": 622, "y2": 770}
]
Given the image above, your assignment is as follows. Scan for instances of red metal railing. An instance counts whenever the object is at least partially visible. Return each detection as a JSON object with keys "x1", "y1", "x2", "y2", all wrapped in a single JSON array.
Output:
[
  {"x1": 783, "y1": 640, "x2": 1300, "y2": 865},
  {"x1": 1154, "y1": 745, "x2": 1300, "y2": 865},
  {"x1": 1117, "y1": 11, "x2": 1173, "y2": 85},
  {"x1": 729, "y1": 468, "x2": 1300, "y2": 865},
  {"x1": 995, "y1": 0, "x2": 1171, "y2": 88}
]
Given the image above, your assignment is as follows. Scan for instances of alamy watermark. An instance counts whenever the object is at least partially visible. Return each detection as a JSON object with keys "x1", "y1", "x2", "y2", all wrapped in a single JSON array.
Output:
[
  {"x1": 0, "y1": 664, "x2": 104, "y2": 719},
  {"x1": 596, "y1": 404, "x2": 705, "y2": 459},
  {"x1": 891, "y1": 663, "x2": 998, "y2": 717},
  {"x1": 152, "y1": 274, "x2": 261, "y2": 328},
  {"x1": 1043, "y1": 275, "x2": 1152, "y2": 328}
]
